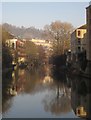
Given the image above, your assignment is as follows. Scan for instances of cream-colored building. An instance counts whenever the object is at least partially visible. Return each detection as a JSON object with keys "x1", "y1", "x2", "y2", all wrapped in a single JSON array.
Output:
[
  {"x1": 71, "y1": 25, "x2": 87, "y2": 54},
  {"x1": 31, "y1": 39, "x2": 52, "y2": 51}
]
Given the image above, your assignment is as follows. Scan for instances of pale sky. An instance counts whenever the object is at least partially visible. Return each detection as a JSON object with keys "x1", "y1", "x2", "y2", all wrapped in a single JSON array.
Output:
[{"x1": 1, "y1": 2, "x2": 90, "y2": 29}]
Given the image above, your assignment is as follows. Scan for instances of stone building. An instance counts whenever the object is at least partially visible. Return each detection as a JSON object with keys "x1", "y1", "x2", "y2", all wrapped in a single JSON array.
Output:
[{"x1": 71, "y1": 25, "x2": 87, "y2": 54}]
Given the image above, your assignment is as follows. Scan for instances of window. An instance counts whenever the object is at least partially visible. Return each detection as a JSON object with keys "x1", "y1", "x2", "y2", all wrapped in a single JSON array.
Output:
[
  {"x1": 78, "y1": 30, "x2": 81, "y2": 36},
  {"x1": 12, "y1": 43, "x2": 14, "y2": 49}
]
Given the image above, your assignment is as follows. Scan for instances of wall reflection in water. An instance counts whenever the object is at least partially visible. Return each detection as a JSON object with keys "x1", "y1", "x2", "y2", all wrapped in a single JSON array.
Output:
[{"x1": 71, "y1": 75, "x2": 91, "y2": 118}]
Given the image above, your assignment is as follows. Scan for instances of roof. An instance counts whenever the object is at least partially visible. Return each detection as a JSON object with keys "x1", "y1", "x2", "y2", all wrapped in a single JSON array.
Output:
[
  {"x1": 78, "y1": 24, "x2": 87, "y2": 29},
  {"x1": 71, "y1": 24, "x2": 86, "y2": 35},
  {"x1": 86, "y1": 4, "x2": 91, "y2": 9}
]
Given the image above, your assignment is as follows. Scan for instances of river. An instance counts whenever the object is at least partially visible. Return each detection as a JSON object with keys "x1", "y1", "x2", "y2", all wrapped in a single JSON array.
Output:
[{"x1": 2, "y1": 65, "x2": 90, "y2": 118}]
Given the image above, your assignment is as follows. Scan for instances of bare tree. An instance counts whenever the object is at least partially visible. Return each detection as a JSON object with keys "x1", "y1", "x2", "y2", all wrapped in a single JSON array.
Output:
[{"x1": 44, "y1": 21, "x2": 74, "y2": 55}]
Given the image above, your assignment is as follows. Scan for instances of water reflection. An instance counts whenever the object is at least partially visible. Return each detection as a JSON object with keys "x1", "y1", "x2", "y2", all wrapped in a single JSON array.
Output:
[
  {"x1": 42, "y1": 66, "x2": 71, "y2": 115},
  {"x1": 43, "y1": 85, "x2": 71, "y2": 116},
  {"x1": 2, "y1": 66, "x2": 49, "y2": 115},
  {"x1": 24, "y1": 66, "x2": 47, "y2": 94},
  {"x1": 2, "y1": 65, "x2": 80, "y2": 118},
  {"x1": 71, "y1": 75, "x2": 91, "y2": 118},
  {"x1": 2, "y1": 71, "x2": 14, "y2": 113}
]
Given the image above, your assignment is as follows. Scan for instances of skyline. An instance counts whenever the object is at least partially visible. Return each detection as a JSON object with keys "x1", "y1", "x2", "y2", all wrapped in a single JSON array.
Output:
[{"x1": 2, "y1": 2, "x2": 89, "y2": 29}]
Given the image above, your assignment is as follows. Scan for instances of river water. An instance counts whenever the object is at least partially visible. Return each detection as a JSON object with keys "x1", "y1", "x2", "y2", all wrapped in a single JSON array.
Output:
[{"x1": 2, "y1": 65, "x2": 90, "y2": 118}]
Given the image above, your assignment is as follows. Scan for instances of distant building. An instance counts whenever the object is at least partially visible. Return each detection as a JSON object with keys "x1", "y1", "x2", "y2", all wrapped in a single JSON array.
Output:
[
  {"x1": 31, "y1": 38, "x2": 52, "y2": 51},
  {"x1": 5, "y1": 38, "x2": 26, "y2": 64},
  {"x1": 71, "y1": 25, "x2": 87, "y2": 54}
]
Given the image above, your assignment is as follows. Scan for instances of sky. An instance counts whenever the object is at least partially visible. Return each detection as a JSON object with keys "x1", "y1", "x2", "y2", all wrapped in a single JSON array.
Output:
[{"x1": 1, "y1": 2, "x2": 90, "y2": 29}]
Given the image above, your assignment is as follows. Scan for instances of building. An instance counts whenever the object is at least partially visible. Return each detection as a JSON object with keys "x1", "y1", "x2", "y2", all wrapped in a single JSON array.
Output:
[
  {"x1": 71, "y1": 4, "x2": 91, "y2": 117},
  {"x1": 86, "y1": 3, "x2": 91, "y2": 61},
  {"x1": 71, "y1": 25, "x2": 87, "y2": 54},
  {"x1": 5, "y1": 38, "x2": 26, "y2": 64},
  {"x1": 85, "y1": 3, "x2": 91, "y2": 77}
]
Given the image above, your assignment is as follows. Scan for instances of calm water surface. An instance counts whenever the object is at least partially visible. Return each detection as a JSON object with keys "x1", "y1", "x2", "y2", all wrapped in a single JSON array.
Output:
[{"x1": 2, "y1": 65, "x2": 79, "y2": 118}]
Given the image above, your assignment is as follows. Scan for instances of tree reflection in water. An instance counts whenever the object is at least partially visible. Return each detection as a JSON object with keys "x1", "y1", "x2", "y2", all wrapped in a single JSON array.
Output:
[
  {"x1": 42, "y1": 66, "x2": 71, "y2": 115},
  {"x1": 24, "y1": 65, "x2": 47, "y2": 94},
  {"x1": 2, "y1": 65, "x2": 73, "y2": 117},
  {"x1": 2, "y1": 65, "x2": 47, "y2": 114},
  {"x1": 2, "y1": 68, "x2": 27, "y2": 114}
]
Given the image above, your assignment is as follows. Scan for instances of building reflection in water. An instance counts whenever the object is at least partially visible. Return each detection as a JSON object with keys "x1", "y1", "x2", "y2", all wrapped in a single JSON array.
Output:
[
  {"x1": 2, "y1": 70, "x2": 14, "y2": 113},
  {"x1": 43, "y1": 65, "x2": 53, "y2": 84},
  {"x1": 2, "y1": 68, "x2": 26, "y2": 113},
  {"x1": 71, "y1": 75, "x2": 91, "y2": 118}
]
